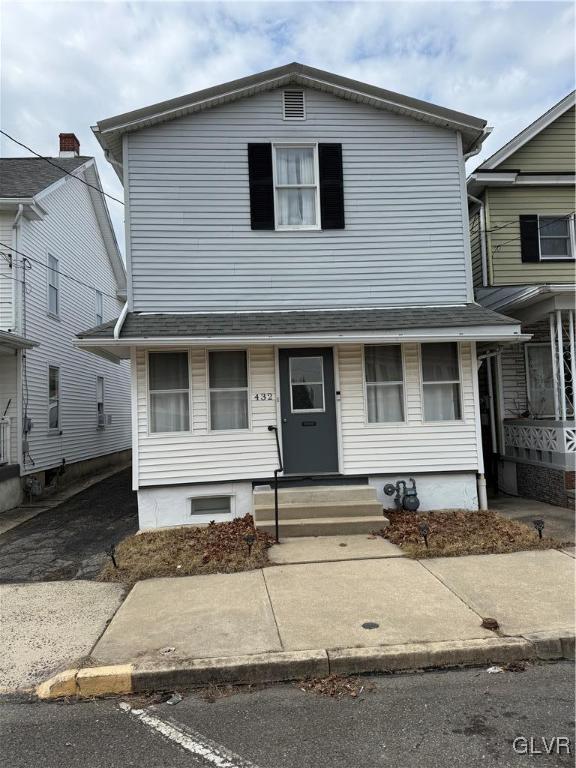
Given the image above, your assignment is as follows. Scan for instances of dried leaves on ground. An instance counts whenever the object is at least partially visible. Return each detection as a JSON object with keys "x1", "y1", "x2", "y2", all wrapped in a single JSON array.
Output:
[
  {"x1": 297, "y1": 675, "x2": 375, "y2": 699},
  {"x1": 376, "y1": 510, "x2": 566, "y2": 558},
  {"x1": 98, "y1": 514, "x2": 274, "y2": 585}
]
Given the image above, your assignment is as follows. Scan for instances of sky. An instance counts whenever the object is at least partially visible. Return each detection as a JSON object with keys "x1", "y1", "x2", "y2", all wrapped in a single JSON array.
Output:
[{"x1": 1, "y1": 0, "x2": 574, "y2": 252}]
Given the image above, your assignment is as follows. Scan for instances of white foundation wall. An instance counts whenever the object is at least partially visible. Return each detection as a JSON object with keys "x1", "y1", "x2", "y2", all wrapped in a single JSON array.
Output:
[
  {"x1": 137, "y1": 481, "x2": 253, "y2": 529},
  {"x1": 368, "y1": 472, "x2": 479, "y2": 512}
]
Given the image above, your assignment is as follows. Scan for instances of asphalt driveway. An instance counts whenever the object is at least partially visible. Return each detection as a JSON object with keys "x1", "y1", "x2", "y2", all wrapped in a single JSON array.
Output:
[{"x1": 0, "y1": 468, "x2": 137, "y2": 583}]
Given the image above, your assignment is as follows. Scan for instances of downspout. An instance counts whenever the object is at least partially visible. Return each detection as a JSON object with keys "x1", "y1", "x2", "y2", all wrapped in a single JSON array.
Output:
[
  {"x1": 114, "y1": 301, "x2": 129, "y2": 339},
  {"x1": 12, "y1": 204, "x2": 24, "y2": 333},
  {"x1": 468, "y1": 193, "x2": 488, "y2": 288}
]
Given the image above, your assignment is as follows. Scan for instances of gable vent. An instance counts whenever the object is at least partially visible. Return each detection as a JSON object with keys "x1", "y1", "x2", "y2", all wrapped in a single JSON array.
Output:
[{"x1": 283, "y1": 90, "x2": 305, "y2": 120}]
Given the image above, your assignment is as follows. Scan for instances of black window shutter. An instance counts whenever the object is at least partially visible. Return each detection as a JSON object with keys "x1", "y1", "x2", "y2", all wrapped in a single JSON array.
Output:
[
  {"x1": 318, "y1": 143, "x2": 345, "y2": 229},
  {"x1": 519, "y1": 215, "x2": 540, "y2": 262},
  {"x1": 248, "y1": 144, "x2": 274, "y2": 230}
]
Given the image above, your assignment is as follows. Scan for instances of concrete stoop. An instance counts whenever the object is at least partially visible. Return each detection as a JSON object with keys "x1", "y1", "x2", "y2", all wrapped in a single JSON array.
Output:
[
  {"x1": 253, "y1": 484, "x2": 388, "y2": 537},
  {"x1": 37, "y1": 631, "x2": 575, "y2": 700}
]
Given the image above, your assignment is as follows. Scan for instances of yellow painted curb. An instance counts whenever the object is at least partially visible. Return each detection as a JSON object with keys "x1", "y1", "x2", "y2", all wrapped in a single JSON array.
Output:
[
  {"x1": 36, "y1": 668, "x2": 79, "y2": 700},
  {"x1": 76, "y1": 664, "x2": 134, "y2": 697}
]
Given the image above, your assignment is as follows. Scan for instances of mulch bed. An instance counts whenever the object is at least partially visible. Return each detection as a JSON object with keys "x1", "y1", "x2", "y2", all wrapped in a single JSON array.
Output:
[
  {"x1": 376, "y1": 509, "x2": 567, "y2": 558},
  {"x1": 97, "y1": 514, "x2": 274, "y2": 586}
]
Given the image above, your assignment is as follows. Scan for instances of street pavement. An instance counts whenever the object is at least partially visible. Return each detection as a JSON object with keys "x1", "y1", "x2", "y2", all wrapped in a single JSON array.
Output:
[{"x1": 2, "y1": 662, "x2": 574, "y2": 767}]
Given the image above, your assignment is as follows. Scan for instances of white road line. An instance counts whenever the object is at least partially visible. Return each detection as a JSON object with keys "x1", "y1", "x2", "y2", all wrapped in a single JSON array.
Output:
[{"x1": 119, "y1": 702, "x2": 263, "y2": 768}]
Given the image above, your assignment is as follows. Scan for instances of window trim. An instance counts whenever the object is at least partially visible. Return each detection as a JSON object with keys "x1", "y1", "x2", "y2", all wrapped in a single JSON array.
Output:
[
  {"x1": 95, "y1": 290, "x2": 103, "y2": 325},
  {"x1": 289, "y1": 355, "x2": 326, "y2": 413},
  {"x1": 419, "y1": 342, "x2": 464, "y2": 424},
  {"x1": 362, "y1": 344, "x2": 407, "y2": 426},
  {"x1": 272, "y1": 142, "x2": 321, "y2": 231},
  {"x1": 47, "y1": 253, "x2": 60, "y2": 318},
  {"x1": 146, "y1": 349, "x2": 192, "y2": 436},
  {"x1": 48, "y1": 364, "x2": 60, "y2": 433},
  {"x1": 207, "y1": 348, "x2": 251, "y2": 433},
  {"x1": 538, "y1": 214, "x2": 575, "y2": 261},
  {"x1": 524, "y1": 342, "x2": 556, "y2": 418}
]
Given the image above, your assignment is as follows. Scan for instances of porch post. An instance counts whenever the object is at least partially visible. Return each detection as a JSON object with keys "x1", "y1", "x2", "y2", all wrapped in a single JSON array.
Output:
[
  {"x1": 556, "y1": 310, "x2": 566, "y2": 420},
  {"x1": 569, "y1": 310, "x2": 575, "y2": 416},
  {"x1": 549, "y1": 313, "x2": 560, "y2": 419}
]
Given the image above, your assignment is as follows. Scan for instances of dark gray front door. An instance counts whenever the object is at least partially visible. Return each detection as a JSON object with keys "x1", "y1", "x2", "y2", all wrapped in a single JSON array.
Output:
[{"x1": 278, "y1": 348, "x2": 339, "y2": 474}]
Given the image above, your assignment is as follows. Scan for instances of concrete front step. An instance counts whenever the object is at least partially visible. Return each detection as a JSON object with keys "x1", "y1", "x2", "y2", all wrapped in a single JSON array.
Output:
[
  {"x1": 253, "y1": 484, "x2": 376, "y2": 507},
  {"x1": 255, "y1": 515, "x2": 389, "y2": 537},
  {"x1": 254, "y1": 500, "x2": 384, "y2": 522}
]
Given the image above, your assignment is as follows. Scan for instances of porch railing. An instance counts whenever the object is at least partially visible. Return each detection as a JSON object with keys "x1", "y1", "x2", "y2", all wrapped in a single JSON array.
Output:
[
  {"x1": 550, "y1": 309, "x2": 575, "y2": 420},
  {"x1": 0, "y1": 417, "x2": 10, "y2": 465},
  {"x1": 267, "y1": 425, "x2": 283, "y2": 543},
  {"x1": 503, "y1": 418, "x2": 576, "y2": 468}
]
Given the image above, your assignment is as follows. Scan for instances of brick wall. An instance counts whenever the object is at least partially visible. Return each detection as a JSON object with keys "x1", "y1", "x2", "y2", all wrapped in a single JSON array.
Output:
[{"x1": 516, "y1": 463, "x2": 575, "y2": 508}]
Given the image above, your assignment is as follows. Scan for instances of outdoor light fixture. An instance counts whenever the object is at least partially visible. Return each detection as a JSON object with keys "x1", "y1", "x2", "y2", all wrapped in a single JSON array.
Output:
[
  {"x1": 244, "y1": 533, "x2": 256, "y2": 556},
  {"x1": 107, "y1": 544, "x2": 118, "y2": 569},
  {"x1": 419, "y1": 521, "x2": 430, "y2": 548},
  {"x1": 533, "y1": 519, "x2": 545, "y2": 539}
]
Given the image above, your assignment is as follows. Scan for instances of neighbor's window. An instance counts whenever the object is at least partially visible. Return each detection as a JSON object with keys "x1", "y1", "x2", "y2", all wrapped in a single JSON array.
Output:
[
  {"x1": 538, "y1": 215, "x2": 574, "y2": 259},
  {"x1": 48, "y1": 366, "x2": 60, "y2": 430},
  {"x1": 148, "y1": 352, "x2": 190, "y2": 433},
  {"x1": 95, "y1": 290, "x2": 103, "y2": 325},
  {"x1": 47, "y1": 254, "x2": 59, "y2": 316},
  {"x1": 421, "y1": 343, "x2": 462, "y2": 421},
  {"x1": 190, "y1": 496, "x2": 232, "y2": 516},
  {"x1": 209, "y1": 350, "x2": 249, "y2": 430},
  {"x1": 525, "y1": 344, "x2": 555, "y2": 417},
  {"x1": 273, "y1": 144, "x2": 319, "y2": 229},
  {"x1": 290, "y1": 356, "x2": 325, "y2": 412},
  {"x1": 96, "y1": 376, "x2": 105, "y2": 424},
  {"x1": 364, "y1": 345, "x2": 404, "y2": 423}
]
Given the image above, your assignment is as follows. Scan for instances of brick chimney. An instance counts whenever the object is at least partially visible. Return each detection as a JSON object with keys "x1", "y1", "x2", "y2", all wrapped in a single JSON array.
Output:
[{"x1": 59, "y1": 133, "x2": 80, "y2": 158}]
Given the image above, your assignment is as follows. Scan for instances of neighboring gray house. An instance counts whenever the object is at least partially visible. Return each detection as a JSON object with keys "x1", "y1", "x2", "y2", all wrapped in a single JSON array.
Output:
[
  {"x1": 0, "y1": 134, "x2": 131, "y2": 512},
  {"x1": 78, "y1": 63, "x2": 522, "y2": 534}
]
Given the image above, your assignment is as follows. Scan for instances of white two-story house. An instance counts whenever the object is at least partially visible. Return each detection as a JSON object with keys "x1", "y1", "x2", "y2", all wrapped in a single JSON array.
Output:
[
  {"x1": 78, "y1": 63, "x2": 522, "y2": 535},
  {"x1": 0, "y1": 134, "x2": 131, "y2": 512}
]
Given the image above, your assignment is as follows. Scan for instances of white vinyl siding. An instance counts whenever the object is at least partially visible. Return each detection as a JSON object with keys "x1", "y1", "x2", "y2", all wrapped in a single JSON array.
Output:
[{"x1": 126, "y1": 87, "x2": 469, "y2": 311}]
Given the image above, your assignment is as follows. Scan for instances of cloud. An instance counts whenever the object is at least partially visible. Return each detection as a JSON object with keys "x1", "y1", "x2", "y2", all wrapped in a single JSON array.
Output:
[{"x1": 1, "y1": 1, "x2": 574, "y2": 251}]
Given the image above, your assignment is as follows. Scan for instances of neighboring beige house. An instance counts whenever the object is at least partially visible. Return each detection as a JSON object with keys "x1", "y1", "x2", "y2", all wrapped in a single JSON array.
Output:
[{"x1": 468, "y1": 92, "x2": 575, "y2": 507}]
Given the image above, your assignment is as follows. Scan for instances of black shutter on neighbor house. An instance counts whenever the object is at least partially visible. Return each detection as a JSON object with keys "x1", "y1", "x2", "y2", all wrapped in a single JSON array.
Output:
[
  {"x1": 318, "y1": 143, "x2": 345, "y2": 229},
  {"x1": 519, "y1": 215, "x2": 540, "y2": 262},
  {"x1": 248, "y1": 144, "x2": 274, "y2": 230}
]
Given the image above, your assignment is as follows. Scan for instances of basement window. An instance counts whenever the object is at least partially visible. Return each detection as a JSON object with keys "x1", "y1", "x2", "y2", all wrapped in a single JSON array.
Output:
[
  {"x1": 190, "y1": 496, "x2": 232, "y2": 517},
  {"x1": 283, "y1": 90, "x2": 305, "y2": 120}
]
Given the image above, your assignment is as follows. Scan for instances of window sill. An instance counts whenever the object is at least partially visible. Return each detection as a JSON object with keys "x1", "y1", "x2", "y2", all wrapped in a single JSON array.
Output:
[
  {"x1": 47, "y1": 313, "x2": 60, "y2": 321},
  {"x1": 47, "y1": 429, "x2": 62, "y2": 436}
]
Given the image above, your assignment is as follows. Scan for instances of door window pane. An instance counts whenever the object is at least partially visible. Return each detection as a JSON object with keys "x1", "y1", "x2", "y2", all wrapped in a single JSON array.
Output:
[
  {"x1": 526, "y1": 345, "x2": 555, "y2": 417},
  {"x1": 148, "y1": 352, "x2": 190, "y2": 433},
  {"x1": 421, "y1": 343, "x2": 461, "y2": 421},
  {"x1": 209, "y1": 351, "x2": 249, "y2": 430},
  {"x1": 290, "y1": 356, "x2": 324, "y2": 411}
]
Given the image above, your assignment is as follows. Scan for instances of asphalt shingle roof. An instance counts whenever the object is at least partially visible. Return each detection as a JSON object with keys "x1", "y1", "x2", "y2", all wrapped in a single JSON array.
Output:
[
  {"x1": 0, "y1": 157, "x2": 92, "y2": 198},
  {"x1": 78, "y1": 305, "x2": 518, "y2": 340}
]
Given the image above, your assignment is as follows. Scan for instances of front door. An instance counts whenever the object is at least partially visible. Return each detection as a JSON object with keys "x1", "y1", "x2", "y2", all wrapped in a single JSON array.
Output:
[{"x1": 278, "y1": 348, "x2": 339, "y2": 474}]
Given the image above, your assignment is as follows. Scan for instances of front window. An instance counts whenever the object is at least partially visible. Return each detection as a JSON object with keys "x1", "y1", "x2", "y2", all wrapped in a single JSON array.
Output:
[
  {"x1": 273, "y1": 145, "x2": 319, "y2": 229},
  {"x1": 421, "y1": 343, "x2": 462, "y2": 421},
  {"x1": 364, "y1": 345, "x2": 404, "y2": 423},
  {"x1": 209, "y1": 351, "x2": 249, "y2": 430},
  {"x1": 47, "y1": 254, "x2": 59, "y2": 316},
  {"x1": 539, "y1": 215, "x2": 574, "y2": 259},
  {"x1": 290, "y1": 356, "x2": 325, "y2": 412},
  {"x1": 48, "y1": 366, "x2": 60, "y2": 430},
  {"x1": 525, "y1": 344, "x2": 555, "y2": 417},
  {"x1": 148, "y1": 352, "x2": 190, "y2": 433}
]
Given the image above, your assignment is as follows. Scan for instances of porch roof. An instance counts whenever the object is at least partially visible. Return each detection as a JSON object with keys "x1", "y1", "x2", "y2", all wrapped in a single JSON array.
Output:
[{"x1": 76, "y1": 304, "x2": 525, "y2": 360}]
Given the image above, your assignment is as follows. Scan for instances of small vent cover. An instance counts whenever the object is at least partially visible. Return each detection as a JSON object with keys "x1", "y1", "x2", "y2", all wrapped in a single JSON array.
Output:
[{"x1": 283, "y1": 90, "x2": 305, "y2": 120}]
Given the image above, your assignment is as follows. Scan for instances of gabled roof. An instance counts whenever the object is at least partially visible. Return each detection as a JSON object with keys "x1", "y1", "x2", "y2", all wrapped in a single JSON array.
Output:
[
  {"x1": 0, "y1": 157, "x2": 91, "y2": 198},
  {"x1": 477, "y1": 90, "x2": 576, "y2": 171},
  {"x1": 93, "y1": 61, "x2": 489, "y2": 169}
]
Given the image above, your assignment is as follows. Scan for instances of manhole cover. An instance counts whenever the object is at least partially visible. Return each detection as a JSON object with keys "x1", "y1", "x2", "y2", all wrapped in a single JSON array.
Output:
[{"x1": 362, "y1": 621, "x2": 379, "y2": 630}]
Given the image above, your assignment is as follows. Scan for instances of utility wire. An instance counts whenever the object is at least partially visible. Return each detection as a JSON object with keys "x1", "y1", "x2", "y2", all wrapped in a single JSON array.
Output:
[
  {"x1": 491, "y1": 211, "x2": 576, "y2": 251},
  {"x1": 0, "y1": 242, "x2": 121, "y2": 302},
  {"x1": 0, "y1": 130, "x2": 125, "y2": 206}
]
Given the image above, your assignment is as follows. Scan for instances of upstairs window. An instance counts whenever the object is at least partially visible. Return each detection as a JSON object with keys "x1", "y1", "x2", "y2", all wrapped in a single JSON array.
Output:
[
  {"x1": 209, "y1": 350, "x2": 249, "y2": 430},
  {"x1": 47, "y1": 254, "x2": 59, "y2": 317},
  {"x1": 148, "y1": 352, "x2": 190, "y2": 433},
  {"x1": 421, "y1": 343, "x2": 462, "y2": 421},
  {"x1": 95, "y1": 291, "x2": 103, "y2": 325},
  {"x1": 364, "y1": 345, "x2": 405, "y2": 423},
  {"x1": 273, "y1": 145, "x2": 319, "y2": 230},
  {"x1": 539, "y1": 215, "x2": 574, "y2": 259}
]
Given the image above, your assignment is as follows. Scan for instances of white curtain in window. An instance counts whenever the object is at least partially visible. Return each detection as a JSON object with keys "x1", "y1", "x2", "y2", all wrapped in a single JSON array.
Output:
[
  {"x1": 367, "y1": 384, "x2": 403, "y2": 422},
  {"x1": 150, "y1": 392, "x2": 189, "y2": 433},
  {"x1": 276, "y1": 148, "x2": 315, "y2": 184},
  {"x1": 210, "y1": 391, "x2": 248, "y2": 430},
  {"x1": 423, "y1": 384, "x2": 461, "y2": 421},
  {"x1": 276, "y1": 147, "x2": 316, "y2": 226},
  {"x1": 277, "y1": 189, "x2": 316, "y2": 226}
]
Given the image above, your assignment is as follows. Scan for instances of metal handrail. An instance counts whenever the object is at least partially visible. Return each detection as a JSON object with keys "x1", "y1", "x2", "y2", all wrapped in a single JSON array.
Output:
[{"x1": 267, "y1": 425, "x2": 283, "y2": 543}]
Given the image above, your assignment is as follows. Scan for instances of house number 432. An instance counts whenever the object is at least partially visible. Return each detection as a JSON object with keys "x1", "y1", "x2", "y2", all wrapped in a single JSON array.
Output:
[{"x1": 253, "y1": 393, "x2": 274, "y2": 401}]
